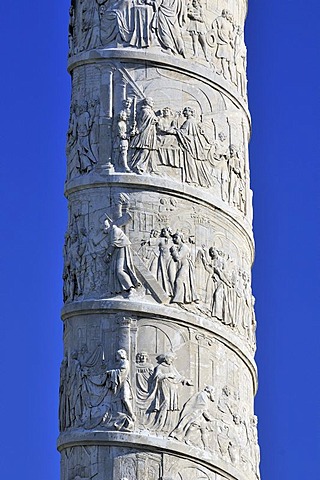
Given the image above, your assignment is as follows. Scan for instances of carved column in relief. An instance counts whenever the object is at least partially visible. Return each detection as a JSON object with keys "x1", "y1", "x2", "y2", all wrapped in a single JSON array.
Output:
[{"x1": 59, "y1": 1, "x2": 260, "y2": 479}]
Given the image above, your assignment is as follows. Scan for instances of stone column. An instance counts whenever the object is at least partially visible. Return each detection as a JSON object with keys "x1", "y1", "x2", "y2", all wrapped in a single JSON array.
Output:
[{"x1": 59, "y1": 1, "x2": 260, "y2": 480}]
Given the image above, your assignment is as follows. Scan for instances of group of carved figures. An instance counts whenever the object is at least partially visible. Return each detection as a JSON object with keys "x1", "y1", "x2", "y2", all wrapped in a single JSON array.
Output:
[
  {"x1": 66, "y1": 98, "x2": 99, "y2": 179},
  {"x1": 66, "y1": 95, "x2": 248, "y2": 215},
  {"x1": 140, "y1": 228, "x2": 256, "y2": 343},
  {"x1": 63, "y1": 215, "x2": 199, "y2": 306},
  {"x1": 114, "y1": 97, "x2": 247, "y2": 212},
  {"x1": 59, "y1": 348, "x2": 260, "y2": 478},
  {"x1": 63, "y1": 215, "x2": 255, "y2": 345},
  {"x1": 69, "y1": 3, "x2": 246, "y2": 97}
]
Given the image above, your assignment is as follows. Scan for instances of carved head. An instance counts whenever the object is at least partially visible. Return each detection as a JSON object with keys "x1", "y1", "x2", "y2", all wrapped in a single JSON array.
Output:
[
  {"x1": 218, "y1": 132, "x2": 227, "y2": 142},
  {"x1": 136, "y1": 351, "x2": 149, "y2": 363},
  {"x1": 116, "y1": 349, "x2": 128, "y2": 361},
  {"x1": 233, "y1": 414, "x2": 241, "y2": 425},
  {"x1": 222, "y1": 385, "x2": 231, "y2": 396},
  {"x1": 144, "y1": 97, "x2": 155, "y2": 108},
  {"x1": 182, "y1": 106, "x2": 195, "y2": 118},
  {"x1": 163, "y1": 352, "x2": 176, "y2": 365},
  {"x1": 119, "y1": 110, "x2": 127, "y2": 121},
  {"x1": 162, "y1": 106, "x2": 173, "y2": 117},
  {"x1": 229, "y1": 144, "x2": 238, "y2": 156},
  {"x1": 204, "y1": 385, "x2": 215, "y2": 401},
  {"x1": 172, "y1": 231, "x2": 184, "y2": 245}
]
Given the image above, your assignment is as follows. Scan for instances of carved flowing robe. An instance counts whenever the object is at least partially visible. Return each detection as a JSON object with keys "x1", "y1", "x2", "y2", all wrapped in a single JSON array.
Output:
[
  {"x1": 152, "y1": 0, "x2": 186, "y2": 55},
  {"x1": 147, "y1": 360, "x2": 185, "y2": 431},
  {"x1": 176, "y1": 116, "x2": 212, "y2": 187},
  {"x1": 98, "y1": 0, "x2": 131, "y2": 46},
  {"x1": 171, "y1": 243, "x2": 198, "y2": 304},
  {"x1": 82, "y1": 357, "x2": 133, "y2": 430},
  {"x1": 105, "y1": 225, "x2": 140, "y2": 294},
  {"x1": 130, "y1": 104, "x2": 159, "y2": 174},
  {"x1": 170, "y1": 389, "x2": 212, "y2": 442},
  {"x1": 156, "y1": 236, "x2": 175, "y2": 296}
]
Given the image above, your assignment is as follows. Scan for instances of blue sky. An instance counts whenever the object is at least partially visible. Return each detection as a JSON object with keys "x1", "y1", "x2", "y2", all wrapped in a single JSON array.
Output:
[{"x1": 0, "y1": 1, "x2": 319, "y2": 479}]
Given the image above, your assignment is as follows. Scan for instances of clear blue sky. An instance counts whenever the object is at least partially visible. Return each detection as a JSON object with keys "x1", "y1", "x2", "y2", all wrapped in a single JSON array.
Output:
[{"x1": 0, "y1": 1, "x2": 319, "y2": 479}]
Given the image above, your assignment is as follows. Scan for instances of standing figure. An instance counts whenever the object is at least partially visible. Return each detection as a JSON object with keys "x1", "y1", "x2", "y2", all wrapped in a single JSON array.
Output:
[
  {"x1": 102, "y1": 349, "x2": 136, "y2": 431},
  {"x1": 81, "y1": 0, "x2": 101, "y2": 50},
  {"x1": 212, "y1": 10, "x2": 236, "y2": 83},
  {"x1": 147, "y1": 352, "x2": 192, "y2": 432},
  {"x1": 76, "y1": 103, "x2": 97, "y2": 175},
  {"x1": 59, "y1": 356, "x2": 69, "y2": 431},
  {"x1": 214, "y1": 132, "x2": 230, "y2": 202},
  {"x1": 136, "y1": 351, "x2": 154, "y2": 424},
  {"x1": 98, "y1": 0, "x2": 131, "y2": 46},
  {"x1": 157, "y1": 107, "x2": 181, "y2": 168},
  {"x1": 130, "y1": 97, "x2": 160, "y2": 175},
  {"x1": 156, "y1": 227, "x2": 175, "y2": 297},
  {"x1": 187, "y1": 0, "x2": 209, "y2": 61},
  {"x1": 103, "y1": 214, "x2": 140, "y2": 295},
  {"x1": 234, "y1": 26, "x2": 247, "y2": 98},
  {"x1": 113, "y1": 110, "x2": 131, "y2": 172},
  {"x1": 170, "y1": 232, "x2": 199, "y2": 305},
  {"x1": 176, "y1": 107, "x2": 211, "y2": 188},
  {"x1": 68, "y1": 351, "x2": 84, "y2": 427},
  {"x1": 206, "y1": 248, "x2": 232, "y2": 324},
  {"x1": 151, "y1": 0, "x2": 186, "y2": 57},
  {"x1": 229, "y1": 145, "x2": 246, "y2": 212}
]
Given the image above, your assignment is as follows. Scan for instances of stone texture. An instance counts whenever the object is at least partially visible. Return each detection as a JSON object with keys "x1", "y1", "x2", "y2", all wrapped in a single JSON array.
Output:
[{"x1": 59, "y1": 1, "x2": 260, "y2": 479}]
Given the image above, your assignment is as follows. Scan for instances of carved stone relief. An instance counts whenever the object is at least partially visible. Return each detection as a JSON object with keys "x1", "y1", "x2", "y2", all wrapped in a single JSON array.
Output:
[
  {"x1": 62, "y1": 188, "x2": 255, "y2": 349},
  {"x1": 68, "y1": 1, "x2": 248, "y2": 99},
  {"x1": 60, "y1": 311, "x2": 258, "y2": 477},
  {"x1": 67, "y1": 63, "x2": 251, "y2": 219}
]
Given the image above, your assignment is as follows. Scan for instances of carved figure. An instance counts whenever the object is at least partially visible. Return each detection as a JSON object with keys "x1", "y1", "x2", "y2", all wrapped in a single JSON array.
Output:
[
  {"x1": 228, "y1": 145, "x2": 246, "y2": 212},
  {"x1": 147, "y1": 352, "x2": 192, "y2": 432},
  {"x1": 170, "y1": 385, "x2": 215, "y2": 448},
  {"x1": 75, "y1": 103, "x2": 97, "y2": 174},
  {"x1": 130, "y1": 97, "x2": 160, "y2": 175},
  {"x1": 98, "y1": 0, "x2": 131, "y2": 46},
  {"x1": 78, "y1": 347, "x2": 135, "y2": 431},
  {"x1": 228, "y1": 414, "x2": 249, "y2": 465},
  {"x1": 170, "y1": 232, "x2": 199, "y2": 305},
  {"x1": 212, "y1": 10, "x2": 236, "y2": 83},
  {"x1": 136, "y1": 351, "x2": 154, "y2": 423},
  {"x1": 157, "y1": 107, "x2": 181, "y2": 168},
  {"x1": 214, "y1": 132, "x2": 230, "y2": 202},
  {"x1": 101, "y1": 349, "x2": 135, "y2": 430},
  {"x1": 205, "y1": 248, "x2": 231, "y2": 323},
  {"x1": 59, "y1": 356, "x2": 69, "y2": 431},
  {"x1": 150, "y1": 0, "x2": 186, "y2": 57},
  {"x1": 103, "y1": 214, "x2": 140, "y2": 295},
  {"x1": 176, "y1": 107, "x2": 212, "y2": 188},
  {"x1": 156, "y1": 227, "x2": 175, "y2": 296},
  {"x1": 81, "y1": 0, "x2": 101, "y2": 50},
  {"x1": 187, "y1": 0, "x2": 209, "y2": 61},
  {"x1": 68, "y1": 351, "x2": 84, "y2": 428},
  {"x1": 234, "y1": 26, "x2": 247, "y2": 98},
  {"x1": 68, "y1": 6, "x2": 76, "y2": 56},
  {"x1": 248, "y1": 415, "x2": 260, "y2": 478},
  {"x1": 113, "y1": 110, "x2": 131, "y2": 172}
]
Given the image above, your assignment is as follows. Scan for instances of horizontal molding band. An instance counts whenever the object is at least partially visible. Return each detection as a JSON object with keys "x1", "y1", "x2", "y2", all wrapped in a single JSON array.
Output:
[{"x1": 57, "y1": 429, "x2": 254, "y2": 480}]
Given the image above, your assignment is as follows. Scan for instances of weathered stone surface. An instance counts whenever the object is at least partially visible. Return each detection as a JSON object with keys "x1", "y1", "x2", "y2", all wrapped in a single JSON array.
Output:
[{"x1": 59, "y1": 1, "x2": 259, "y2": 479}]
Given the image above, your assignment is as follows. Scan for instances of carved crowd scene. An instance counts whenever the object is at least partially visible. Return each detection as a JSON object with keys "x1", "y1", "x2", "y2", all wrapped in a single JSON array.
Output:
[
  {"x1": 68, "y1": 0, "x2": 247, "y2": 99},
  {"x1": 62, "y1": 190, "x2": 255, "y2": 350},
  {"x1": 67, "y1": 63, "x2": 251, "y2": 219},
  {"x1": 61, "y1": 0, "x2": 259, "y2": 479},
  {"x1": 59, "y1": 315, "x2": 259, "y2": 479}
]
